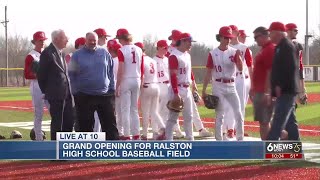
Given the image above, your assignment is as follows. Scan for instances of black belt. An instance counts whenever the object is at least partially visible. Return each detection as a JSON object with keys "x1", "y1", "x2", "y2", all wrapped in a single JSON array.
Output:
[{"x1": 215, "y1": 79, "x2": 234, "y2": 83}]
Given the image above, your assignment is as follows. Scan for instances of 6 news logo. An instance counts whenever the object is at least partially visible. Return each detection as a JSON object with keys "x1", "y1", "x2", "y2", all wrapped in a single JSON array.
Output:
[{"x1": 265, "y1": 141, "x2": 302, "y2": 153}]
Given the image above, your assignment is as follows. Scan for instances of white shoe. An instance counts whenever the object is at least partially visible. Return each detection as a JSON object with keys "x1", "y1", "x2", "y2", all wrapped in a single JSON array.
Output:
[
  {"x1": 199, "y1": 128, "x2": 213, "y2": 137},
  {"x1": 174, "y1": 130, "x2": 185, "y2": 139}
]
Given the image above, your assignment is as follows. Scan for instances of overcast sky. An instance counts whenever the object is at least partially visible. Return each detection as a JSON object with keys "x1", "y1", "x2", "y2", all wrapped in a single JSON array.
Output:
[{"x1": 0, "y1": 0, "x2": 319, "y2": 47}]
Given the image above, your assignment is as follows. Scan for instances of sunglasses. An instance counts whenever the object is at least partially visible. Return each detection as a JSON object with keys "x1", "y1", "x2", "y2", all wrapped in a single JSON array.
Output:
[{"x1": 223, "y1": 37, "x2": 231, "y2": 40}]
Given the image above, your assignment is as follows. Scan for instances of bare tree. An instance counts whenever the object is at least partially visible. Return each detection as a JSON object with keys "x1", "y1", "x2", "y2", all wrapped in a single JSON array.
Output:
[
  {"x1": 143, "y1": 34, "x2": 158, "y2": 57},
  {"x1": 0, "y1": 34, "x2": 32, "y2": 86},
  {"x1": 309, "y1": 36, "x2": 320, "y2": 65}
]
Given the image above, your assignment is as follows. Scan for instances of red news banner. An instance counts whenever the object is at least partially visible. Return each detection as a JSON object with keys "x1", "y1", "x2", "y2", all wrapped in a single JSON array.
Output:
[
  {"x1": 264, "y1": 141, "x2": 303, "y2": 160},
  {"x1": 265, "y1": 153, "x2": 303, "y2": 159}
]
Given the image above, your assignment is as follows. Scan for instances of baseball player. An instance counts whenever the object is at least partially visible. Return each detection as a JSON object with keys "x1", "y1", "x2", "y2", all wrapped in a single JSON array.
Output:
[
  {"x1": 168, "y1": 30, "x2": 212, "y2": 137},
  {"x1": 222, "y1": 25, "x2": 253, "y2": 139},
  {"x1": 107, "y1": 39, "x2": 124, "y2": 139},
  {"x1": 115, "y1": 28, "x2": 144, "y2": 140},
  {"x1": 65, "y1": 37, "x2": 86, "y2": 64},
  {"x1": 24, "y1": 31, "x2": 50, "y2": 141},
  {"x1": 285, "y1": 23, "x2": 307, "y2": 103},
  {"x1": 202, "y1": 26, "x2": 244, "y2": 141},
  {"x1": 154, "y1": 39, "x2": 184, "y2": 138},
  {"x1": 94, "y1": 28, "x2": 111, "y2": 46},
  {"x1": 166, "y1": 32, "x2": 195, "y2": 141},
  {"x1": 238, "y1": 30, "x2": 248, "y2": 44},
  {"x1": 135, "y1": 42, "x2": 166, "y2": 140},
  {"x1": 90, "y1": 28, "x2": 111, "y2": 132}
]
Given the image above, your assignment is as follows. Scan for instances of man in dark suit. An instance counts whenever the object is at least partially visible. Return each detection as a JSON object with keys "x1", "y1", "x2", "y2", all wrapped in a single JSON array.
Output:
[{"x1": 37, "y1": 29, "x2": 75, "y2": 140}]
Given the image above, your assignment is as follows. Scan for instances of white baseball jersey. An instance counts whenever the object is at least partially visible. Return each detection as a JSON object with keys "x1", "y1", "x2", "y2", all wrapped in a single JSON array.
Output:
[
  {"x1": 29, "y1": 50, "x2": 41, "y2": 62},
  {"x1": 154, "y1": 56, "x2": 169, "y2": 83},
  {"x1": 142, "y1": 56, "x2": 158, "y2": 83},
  {"x1": 170, "y1": 49, "x2": 192, "y2": 85},
  {"x1": 209, "y1": 46, "x2": 238, "y2": 80},
  {"x1": 230, "y1": 43, "x2": 249, "y2": 74},
  {"x1": 168, "y1": 45, "x2": 176, "y2": 55},
  {"x1": 119, "y1": 45, "x2": 143, "y2": 78},
  {"x1": 113, "y1": 57, "x2": 119, "y2": 82}
]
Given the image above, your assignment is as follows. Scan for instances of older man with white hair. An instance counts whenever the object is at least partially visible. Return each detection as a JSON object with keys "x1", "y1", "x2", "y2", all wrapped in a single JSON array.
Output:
[
  {"x1": 37, "y1": 29, "x2": 75, "y2": 140},
  {"x1": 267, "y1": 22, "x2": 300, "y2": 141},
  {"x1": 69, "y1": 32, "x2": 119, "y2": 140}
]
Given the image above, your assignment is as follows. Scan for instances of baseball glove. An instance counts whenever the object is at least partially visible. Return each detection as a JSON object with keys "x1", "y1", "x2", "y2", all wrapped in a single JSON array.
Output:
[
  {"x1": 30, "y1": 128, "x2": 46, "y2": 140},
  {"x1": 193, "y1": 91, "x2": 201, "y2": 103},
  {"x1": 203, "y1": 94, "x2": 219, "y2": 109},
  {"x1": 31, "y1": 60, "x2": 40, "y2": 73},
  {"x1": 298, "y1": 93, "x2": 308, "y2": 105},
  {"x1": 10, "y1": 130, "x2": 22, "y2": 139},
  {"x1": 167, "y1": 97, "x2": 184, "y2": 112},
  {"x1": 0, "y1": 134, "x2": 5, "y2": 140}
]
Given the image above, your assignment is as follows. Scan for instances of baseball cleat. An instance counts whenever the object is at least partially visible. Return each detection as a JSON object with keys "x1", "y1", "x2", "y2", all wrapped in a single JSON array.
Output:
[
  {"x1": 174, "y1": 130, "x2": 184, "y2": 139},
  {"x1": 140, "y1": 135, "x2": 148, "y2": 140},
  {"x1": 227, "y1": 129, "x2": 234, "y2": 139},
  {"x1": 199, "y1": 128, "x2": 213, "y2": 137},
  {"x1": 132, "y1": 135, "x2": 140, "y2": 140}
]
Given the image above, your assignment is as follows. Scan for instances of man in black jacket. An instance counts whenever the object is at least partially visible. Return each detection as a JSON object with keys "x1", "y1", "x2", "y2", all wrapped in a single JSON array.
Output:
[
  {"x1": 267, "y1": 22, "x2": 300, "y2": 140},
  {"x1": 37, "y1": 29, "x2": 75, "y2": 140}
]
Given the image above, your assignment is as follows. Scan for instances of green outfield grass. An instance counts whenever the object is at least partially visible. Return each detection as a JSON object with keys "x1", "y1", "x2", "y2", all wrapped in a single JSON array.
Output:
[
  {"x1": 196, "y1": 82, "x2": 320, "y2": 94},
  {"x1": 0, "y1": 82, "x2": 319, "y2": 142}
]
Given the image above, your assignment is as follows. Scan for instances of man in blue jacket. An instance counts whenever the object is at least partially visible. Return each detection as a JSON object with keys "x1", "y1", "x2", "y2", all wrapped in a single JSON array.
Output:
[{"x1": 69, "y1": 32, "x2": 119, "y2": 140}]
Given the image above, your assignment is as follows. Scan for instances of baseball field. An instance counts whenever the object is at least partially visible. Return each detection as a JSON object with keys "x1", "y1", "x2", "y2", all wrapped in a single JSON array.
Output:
[{"x1": 0, "y1": 82, "x2": 319, "y2": 179}]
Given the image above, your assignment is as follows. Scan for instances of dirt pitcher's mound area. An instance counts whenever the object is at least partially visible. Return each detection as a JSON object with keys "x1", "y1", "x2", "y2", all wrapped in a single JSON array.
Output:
[{"x1": 0, "y1": 161, "x2": 319, "y2": 179}]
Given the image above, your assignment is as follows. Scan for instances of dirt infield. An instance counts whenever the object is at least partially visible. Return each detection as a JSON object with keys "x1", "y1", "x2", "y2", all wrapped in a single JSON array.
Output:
[{"x1": 0, "y1": 161, "x2": 318, "y2": 179}]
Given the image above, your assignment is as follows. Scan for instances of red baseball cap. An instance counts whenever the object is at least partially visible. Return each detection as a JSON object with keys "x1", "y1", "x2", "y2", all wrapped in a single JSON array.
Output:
[
  {"x1": 33, "y1": 31, "x2": 47, "y2": 41},
  {"x1": 229, "y1": 25, "x2": 239, "y2": 32},
  {"x1": 168, "y1": 30, "x2": 182, "y2": 41},
  {"x1": 115, "y1": 28, "x2": 130, "y2": 39},
  {"x1": 157, "y1": 40, "x2": 169, "y2": 48},
  {"x1": 219, "y1": 26, "x2": 235, "y2": 38},
  {"x1": 134, "y1": 42, "x2": 144, "y2": 50},
  {"x1": 75, "y1": 37, "x2": 86, "y2": 48},
  {"x1": 285, "y1": 23, "x2": 298, "y2": 31},
  {"x1": 268, "y1": 22, "x2": 286, "y2": 32},
  {"x1": 110, "y1": 43, "x2": 122, "y2": 51},
  {"x1": 107, "y1": 39, "x2": 118, "y2": 49},
  {"x1": 177, "y1": 33, "x2": 196, "y2": 42},
  {"x1": 94, "y1": 28, "x2": 111, "y2": 37},
  {"x1": 239, "y1": 30, "x2": 248, "y2": 37}
]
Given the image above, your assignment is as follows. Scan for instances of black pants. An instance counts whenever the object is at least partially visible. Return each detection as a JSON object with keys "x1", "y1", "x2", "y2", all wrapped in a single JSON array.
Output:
[
  {"x1": 74, "y1": 93, "x2": 119, "y2": 140},
  {"x1": 48, "y1": 97, "x2": 75, "y2": 140},
  {"x1": 267, "y1": 94, "x2": 300, "y2": 140}
]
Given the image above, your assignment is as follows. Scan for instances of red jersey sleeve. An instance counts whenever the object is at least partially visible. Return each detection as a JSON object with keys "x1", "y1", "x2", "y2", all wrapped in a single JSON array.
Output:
[
  {"x1": 191, "y1": 71, "x2": 195, "y2": 81},
  {"x1": 206, "y1": 53, "x2": 214, "y2": 69},
  {"x1": 299, "y1": 50, "x2": 303, "y2": 70},
  {"x1": 169, "y1": 55, "x2": 179, "y2": 94},
  {"x1": 117, "y1": 49, "x2": 124, "y2": 62},
  {"x1": 24, "y1": 55, "x2": 36, "y2": 80},
  {"x1": 244, "y1": 48, "x2": 253, "y2": 67},
  {"x1": 141, "y1": 55, "x2": 144, "y2": 78},
  {"x1": 169, "y1": 55, "x2": 179, "y2": 70}
]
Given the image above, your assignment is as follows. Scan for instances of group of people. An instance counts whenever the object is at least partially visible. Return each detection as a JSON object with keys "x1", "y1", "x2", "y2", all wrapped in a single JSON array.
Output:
[{"x1": 24, "y1": 21, "x2": 306, "y2": 142}]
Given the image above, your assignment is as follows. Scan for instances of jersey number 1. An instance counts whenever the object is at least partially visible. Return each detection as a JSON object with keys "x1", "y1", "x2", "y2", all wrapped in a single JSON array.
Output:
[{"x1": 131, "y1": 51, "x2": 136, "y2": 63}]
